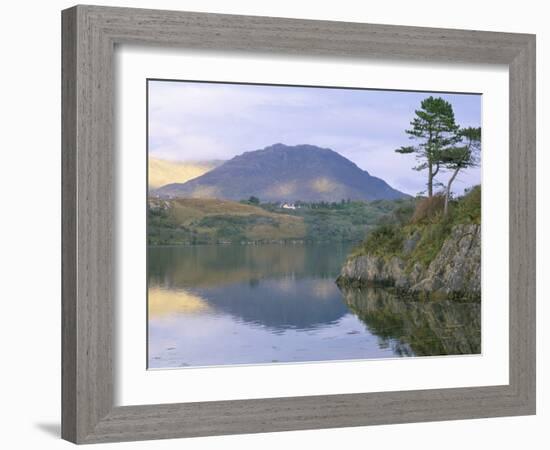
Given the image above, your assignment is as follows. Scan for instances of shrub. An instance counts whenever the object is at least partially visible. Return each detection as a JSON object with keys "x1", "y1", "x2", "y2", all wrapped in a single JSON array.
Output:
[
  {"x1": 392, "y1": 202, "x2": 415, "y2": 225},
  {"x1": 452, "y1": 185, "x2": 481, "y2": 224},
  {"x1": 357, "y1": 224, "x2": 404, "y2": 257},
  {"x1": 407, "y1": 221, "x2": 452, "y2": 268},
  {"x1": 410, "y1": 194, "x2": 445, "y2": 224}
]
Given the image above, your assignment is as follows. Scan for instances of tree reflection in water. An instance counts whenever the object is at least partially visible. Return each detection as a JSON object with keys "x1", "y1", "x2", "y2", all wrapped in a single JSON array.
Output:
[{"x1": 339, "y1": 286, "x2": 481, "y2": 356}]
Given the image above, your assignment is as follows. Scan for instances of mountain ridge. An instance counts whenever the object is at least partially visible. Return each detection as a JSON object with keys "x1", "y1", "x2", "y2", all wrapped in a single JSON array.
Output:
[{"x1": 155, "y1": 143, "x2": 407, "y2": 202}]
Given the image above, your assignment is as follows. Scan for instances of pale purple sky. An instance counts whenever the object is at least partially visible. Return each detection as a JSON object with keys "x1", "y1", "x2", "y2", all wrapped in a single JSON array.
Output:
[{"x1": 148, "y1": 80, "x2": 481, "y2": 196}]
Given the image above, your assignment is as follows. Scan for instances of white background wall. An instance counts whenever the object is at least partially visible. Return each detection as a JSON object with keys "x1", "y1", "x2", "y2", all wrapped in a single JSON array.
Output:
[{"x1": 0, "y1": 0, "x2": 546, "y2": 448}]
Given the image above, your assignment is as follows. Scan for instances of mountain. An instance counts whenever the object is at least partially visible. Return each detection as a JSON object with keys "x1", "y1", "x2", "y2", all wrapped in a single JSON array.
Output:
[
  {"x1": 148, "y1": 158, "x2": 222, "y2": 189},
  {"x1": 154, "y1": 143, "x2": 407, "y2": 202}
]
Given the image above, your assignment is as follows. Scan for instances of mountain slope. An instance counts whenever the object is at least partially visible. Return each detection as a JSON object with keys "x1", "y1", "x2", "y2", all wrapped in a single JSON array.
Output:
[
  {"x1": 148, "y1": 158, "x2": 222, "y2": 189},
  {"x1": 155, "y1": 143, "x2": 407, "y2": 202}
]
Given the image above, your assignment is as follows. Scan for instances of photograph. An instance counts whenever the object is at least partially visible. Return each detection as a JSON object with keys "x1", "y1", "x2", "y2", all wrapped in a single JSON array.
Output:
[{"x1": 147, "y1": 80, "x2": 482, "y2": 369}]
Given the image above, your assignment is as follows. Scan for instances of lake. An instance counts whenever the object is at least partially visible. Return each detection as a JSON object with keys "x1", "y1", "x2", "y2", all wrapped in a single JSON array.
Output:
[{"x1": 148, "y1": 243, "x2": 481, "y2": 368}]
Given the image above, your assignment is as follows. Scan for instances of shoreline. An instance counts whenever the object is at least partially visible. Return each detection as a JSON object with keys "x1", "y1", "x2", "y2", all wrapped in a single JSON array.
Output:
[{"x1": 147, "y1": 240, "x2": 362, "y2": 248}]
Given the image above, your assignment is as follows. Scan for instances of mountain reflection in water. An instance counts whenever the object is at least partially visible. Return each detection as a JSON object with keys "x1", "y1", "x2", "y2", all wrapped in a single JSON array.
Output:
[{"x1": 148, "y1": 244, "x2": 480, "y2": 368}]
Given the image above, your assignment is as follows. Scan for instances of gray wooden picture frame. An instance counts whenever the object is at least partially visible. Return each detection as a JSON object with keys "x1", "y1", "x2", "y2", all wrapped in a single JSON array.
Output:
[{"x1": 61, "y1": 4, "x2": 536, "y2": 444}]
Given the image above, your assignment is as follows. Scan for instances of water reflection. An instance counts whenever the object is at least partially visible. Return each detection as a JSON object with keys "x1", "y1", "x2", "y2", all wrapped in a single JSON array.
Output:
[
  {"x1": 148, "y1": 243, "x2": 348, "y2": 288},
  {"x1": 340, "y1": 287, "x2": 481, "y2": 356},
  {"x1": 148, "y1": 244, "x2": 481, "y2": 368},
  {"x1": 148, "y1": 288, "x2": 211, "y2": 318}
]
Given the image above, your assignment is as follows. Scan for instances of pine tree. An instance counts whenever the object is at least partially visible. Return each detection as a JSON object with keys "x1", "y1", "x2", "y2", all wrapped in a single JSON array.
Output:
[
  {"x1": 440, "y1": 127, "x2": 481, "y2": 216},
  {"x1": 396, "y1": 96, "x2": 460, "y2": 197}
]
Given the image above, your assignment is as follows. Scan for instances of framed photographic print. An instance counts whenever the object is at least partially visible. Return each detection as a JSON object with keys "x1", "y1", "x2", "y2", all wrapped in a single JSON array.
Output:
[{"x1": 62, "y1": 5, "x2": 536, "y2": 444}]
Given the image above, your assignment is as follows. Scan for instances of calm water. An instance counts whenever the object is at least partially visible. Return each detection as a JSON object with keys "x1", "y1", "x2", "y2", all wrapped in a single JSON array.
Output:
[{"x1": 148, "y1": 243, "x2": 480, "y2": 368}]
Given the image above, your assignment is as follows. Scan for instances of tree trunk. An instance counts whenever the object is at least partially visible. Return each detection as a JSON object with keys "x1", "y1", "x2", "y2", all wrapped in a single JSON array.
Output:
[
  {"x1": 427, "y1": 162, "x2": 440, "y2": 198},
  {"x1": 428, "y1": 163, "x2": 433, "y2": 197},
  {"x1": 444, "y1": 168, "x2": 460, "y2": 216}
]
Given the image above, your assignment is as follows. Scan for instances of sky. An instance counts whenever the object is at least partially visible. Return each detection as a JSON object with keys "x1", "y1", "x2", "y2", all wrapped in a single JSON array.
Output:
[{"x1": 148, "y1": 80, "x2": 481, "y2": 196}]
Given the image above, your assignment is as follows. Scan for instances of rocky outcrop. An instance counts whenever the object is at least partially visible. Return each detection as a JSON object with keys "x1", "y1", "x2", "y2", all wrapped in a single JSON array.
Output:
[{"x1": 337, "y1": 224, "x2": 481, "y2": 301}]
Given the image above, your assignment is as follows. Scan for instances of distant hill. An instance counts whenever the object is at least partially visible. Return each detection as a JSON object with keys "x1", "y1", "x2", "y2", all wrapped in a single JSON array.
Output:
[
  {"x1": 155, "y1": 144, "x2": 407, "y2": 202},
  {"x1": 148, "y1": 195, "x2": 416, "y2": 245},
  {"x1": 148, "y1": 158, "x2": 222, "y2": 189},
  {"x1": 148, "y1": 197, "x2": 307, "y2": 245}
]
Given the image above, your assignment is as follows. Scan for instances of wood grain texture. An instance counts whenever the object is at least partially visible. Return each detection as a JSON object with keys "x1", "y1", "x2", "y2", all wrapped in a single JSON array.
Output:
[
  {"x1": 61, "y1": 4, "x2": 536, "y2": 444},
  {"x1": 61, "y1": 7, "x2": 77, "y2": 443}
]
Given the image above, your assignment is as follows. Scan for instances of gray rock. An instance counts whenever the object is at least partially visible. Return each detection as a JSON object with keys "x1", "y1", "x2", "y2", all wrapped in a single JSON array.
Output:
[
  {"x1": 339, "y1": 254, "x2": 407, "y2": 287},
  {"x1": 402, "y1": 231, "x2": 421, "y2": 255},
  {"x1": 337, "y1": 224, "x2": 481, "y2": 301}
]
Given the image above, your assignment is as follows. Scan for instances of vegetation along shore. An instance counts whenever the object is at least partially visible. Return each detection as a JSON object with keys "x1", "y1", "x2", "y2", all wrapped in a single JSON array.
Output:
[{"x1": 336, "y1": 186, "x2": 481, "y2": 302}]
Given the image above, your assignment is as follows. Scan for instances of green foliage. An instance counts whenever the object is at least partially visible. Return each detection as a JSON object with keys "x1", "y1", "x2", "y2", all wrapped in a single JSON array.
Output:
[
  {"x1": 148, "y1": 212, "x2": 279, "y2": 245},
  {"x1": 353, "y1": 224, "x2": 404, "y2": 258},
  {"x1": 440, "y1": 126, "x2": 481, "y2": 185},
  {"x1": 267, "y1": 198, "x2": 415, "y2": 243},
  {"x1": 353, "y1": 186, "x2": 481, "y2": 269},
  {"x1": 374, "y1": 199, "x2": 416, "y2": 227},
  {"x1": 407, "y1": 221, "x2": 452, "y2": 268},
  {"x1": 147, "y1": 197, "x2": 417, "y2": 245},
  {"x1": 451, "y1": 185, "x2": 481, "y2": 224},
  {"x1": 440, "y1": 129, "x2": 480, "y2": 170},
  {"x1": 147, "y1": 205, "x2": 184, "y2": 245},
  {"x1": 197, "y1": 214, "x2": 276, "y2": 228},
  {"x1": 392, "y1": 202, "x2": 416, "y2": 225},
  {"x1": 395, "y1": 96, "x2": 461, "y2": 196},
  {"x1": 404, "y1": 96, "x2": 460, "y2": 146},
  {"x1": 196, "y1": 214, "x2": 278, "y2": 242}
]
